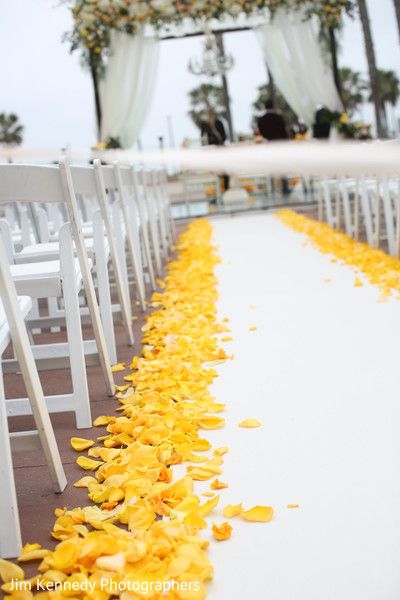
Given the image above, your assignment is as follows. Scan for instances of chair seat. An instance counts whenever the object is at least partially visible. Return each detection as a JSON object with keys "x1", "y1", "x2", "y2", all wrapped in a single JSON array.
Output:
[
  {"x1": 16, "y1": 238, "x2": 106, "y2": 263},
  {"x1": 10, "y1": 258, "x2": 90, "y2": 298},
  {"x1": 0, "y1": 296, "x2": 32, "y2": 354}
]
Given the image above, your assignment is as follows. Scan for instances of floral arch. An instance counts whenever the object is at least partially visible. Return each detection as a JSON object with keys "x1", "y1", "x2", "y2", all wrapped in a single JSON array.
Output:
[{"x1": 65, "y1": 1, "x2": 355, "y2": 146}]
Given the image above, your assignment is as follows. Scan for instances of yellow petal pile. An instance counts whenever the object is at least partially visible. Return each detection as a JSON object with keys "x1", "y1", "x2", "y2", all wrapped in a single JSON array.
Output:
[
  {"x1": 278, "y1": 209, "x2": 400, "y2": 299},
  {"x1": 3, "y1": 219, "x2": 275, "y2": 599}
]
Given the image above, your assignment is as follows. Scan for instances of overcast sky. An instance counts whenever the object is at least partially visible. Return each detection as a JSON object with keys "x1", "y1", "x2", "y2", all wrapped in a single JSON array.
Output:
[{"x1": 0, "y1": 0, "x2": 399, "y2": 150}]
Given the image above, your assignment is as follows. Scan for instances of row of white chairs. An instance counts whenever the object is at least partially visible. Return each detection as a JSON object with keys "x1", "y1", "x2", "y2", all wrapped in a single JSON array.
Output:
[
  {"x1": 318, "y1": 176, "x2": 400, "y2": 256},
  {"x1": 0, "y1": 158, "x2": 176, "y2": 558}
]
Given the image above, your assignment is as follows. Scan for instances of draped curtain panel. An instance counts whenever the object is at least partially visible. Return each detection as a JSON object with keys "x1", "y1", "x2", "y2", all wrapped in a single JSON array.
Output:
[
  {"x1": 255, "y1": 10, "x2": 343, "y2": 126},
  {"x1": 100, "y1": 29, "x2": 159, "y2": 148}
]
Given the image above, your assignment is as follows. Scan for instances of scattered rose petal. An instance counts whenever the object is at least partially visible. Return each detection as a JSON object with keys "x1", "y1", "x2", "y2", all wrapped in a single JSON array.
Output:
[
  {"x1": 70, "y1": 437, "x2": 95, "y2": 452},
  {"x1": 212, "y1": 522, "x2": 232, "y2": 541},
  {"x1": 241, "y1": 505, "x2": 274, "y2": 522},
  {"x1": 239, "y1": 418, "x2": 261, "y2": 428},
  {"x1": 223, "y1": 503, "x2": 243, "y2": 518}
]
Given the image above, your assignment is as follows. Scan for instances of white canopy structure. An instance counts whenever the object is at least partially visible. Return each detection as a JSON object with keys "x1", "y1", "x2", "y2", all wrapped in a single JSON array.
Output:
[{"x1": 99, "y1": 9, "x2": 342, "y2": 147}]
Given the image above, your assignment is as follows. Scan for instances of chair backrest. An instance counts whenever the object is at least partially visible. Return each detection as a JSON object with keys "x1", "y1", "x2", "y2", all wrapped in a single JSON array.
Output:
[
  {"x1": 338, "y1": 179, "x2": 353, "y2": 236},
  {"x1": 0, "y1": 165, "x2": 65, "y2": 205}
]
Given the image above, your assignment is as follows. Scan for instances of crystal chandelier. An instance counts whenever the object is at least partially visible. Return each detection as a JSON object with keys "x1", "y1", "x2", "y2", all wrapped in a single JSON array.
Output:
[{"x1": 188, "y1": 24, "x2": 234, "y2": 77}]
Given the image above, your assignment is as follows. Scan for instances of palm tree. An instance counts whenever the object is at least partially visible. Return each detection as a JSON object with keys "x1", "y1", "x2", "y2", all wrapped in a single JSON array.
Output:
[
  {"x1": 393, "y1": 0, "x2": 400, "y2": 43},
  {"x1": 0, "y1": 112, "x2": 24, "y2": 146},
  {"x1": 339, "y1": 67, "x2": 368, "y2": 115},
  {"x1": 373, "y1": 69, "x2": 400, "y2": 106},
  {"x1": 188, "y1": 83, "x2": 226, "y2": 128},
  {"x1": 370, "y1": 69, "x2": 400, "y2": 135},
  {"x1": 357, "y1": 0, "x2": 386, "y2": 137}
]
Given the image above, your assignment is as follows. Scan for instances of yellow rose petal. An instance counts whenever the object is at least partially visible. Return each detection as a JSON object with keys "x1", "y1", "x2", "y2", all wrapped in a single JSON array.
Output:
[
  {"x1": 199, "y1": 495, "x2": 220, "y2": 517},
  {"x1": 18, "y1": 549, "x2": 50, "y2": 562},
  {"x1": 213, "y1": 446, "x2": 229, "y2": 456},
  {"x1": 210, "y1": 479, "x2": 228, "y2": 490},
  {"x1": 184, "y1": 512, "x2": 207, "y2": 529},
  {"x1": 241, "y1": 505, "x2": 274, "y2": 522},
  {"x1": 0, "y1": 559, "x2": 25, "y2": 583},
  {"x1": 92, "y1": 415, "x2": 115, "y2": 427},
  {"x1": 70, "y1": 437, "x2": 95, "y2": 452},
  {"x1": 223, "y1": 503, "x2": 243, "y2": 518},
  {"x1": 20, "y1": 543, "x2": 41, "y2": 555},
  {"x1": 95, "y1": 552, "x2": 126, "y2": 571},
  {"x1": 114, "y1": 384, "x2": 130, "y2": 392},
  {"x1": 239, "y1": 418, "x2": 261, "y2": 428},
  {"x1": 76, "y1": 456, "x2": 104, "y2": 470},
  {"x1": 73, "y1": 476, "x2": 97, "y2": 488},
  {"x1": 51, "y1": 540, "x2": 80, "y2": 570},
  {"x1": 111, "y1": 362, "x2": 125, "y2": 372},
  {"x1": 212, "y1": 522, "x2": 232, "y2": 541}
]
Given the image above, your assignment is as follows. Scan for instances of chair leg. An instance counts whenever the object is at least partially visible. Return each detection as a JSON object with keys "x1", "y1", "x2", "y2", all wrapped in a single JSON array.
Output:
[
  {"x1": 59, "y1": 224, "x2": 92, "y2": 429},
  {"x1": 47, "y1": 297, "x2": 61, "y2": 333},
  {"x1": 136, "y1": 202, "x2": 156, "y2": 291},
  {"x1": 0, "y1": 237, "x2": 66, "y2": 498},
  {"x1": 141, "y1": 224, "x2": 156, "y2": 291},
  {"x1": 112, "y1": 202, "x2": 132, "y2": 313},
  {"x1": 147, "y1": 205, "x2": 162, "y2": 276},
  {"x1": 155, "y1": 193, "x2": 168, "y2": 261},
  {"x1": 0, "y1": 369, "x2": 22, "y2": 559},
  {"x1": 93, "y1": 210, "x2": 117, "y2": 364},
  {"x1": 126, "y1": 228, "x2": 146, "y2": 312}
]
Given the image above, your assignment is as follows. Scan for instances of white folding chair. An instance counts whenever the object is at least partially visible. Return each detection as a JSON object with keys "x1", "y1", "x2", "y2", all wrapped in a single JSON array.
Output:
[
  {"x1": 0, "y1": 161, "x2": 114, "y2": 402},
  {"x1": 6, "y1": 162, "x2": 136, "y2": 361},
  {"x1": 136, "y1": 168, "x2": 162, "y2": 276},
  {"x1": 130, "y1": 166, "x2": 158, "y2": 289},
  {"x1": 69, "y1": 161, "x2": 135, "y2": 346},
  {"x1": 113, "y1": 163, "x2": 155, "y2": 293},
  {"x1": 101, "y1": 162, "x2": 147, "y2": 311},
  {"x1": 0, "y1": 235, "x2": 66, "y2": 558}
]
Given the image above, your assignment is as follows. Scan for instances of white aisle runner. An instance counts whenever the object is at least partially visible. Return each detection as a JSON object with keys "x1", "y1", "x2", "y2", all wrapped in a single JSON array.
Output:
[{"x1": 206, "y1": 213, "x2": 400, "y2": 600}]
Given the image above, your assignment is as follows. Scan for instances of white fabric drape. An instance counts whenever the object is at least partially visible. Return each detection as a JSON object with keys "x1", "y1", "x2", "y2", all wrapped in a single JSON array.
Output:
[
  {"x1": 100, "y1": 29, "x2": 159, "y2": 148},
  {"x1": 255, "y1": 10, "x2": 342, "y2": 126}
]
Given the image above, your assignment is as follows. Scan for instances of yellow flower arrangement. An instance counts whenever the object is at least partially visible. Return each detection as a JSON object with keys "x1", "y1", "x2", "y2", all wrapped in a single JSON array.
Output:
[{"x1": 66, "y1": 1, "x2": 355, "y2": 67}]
